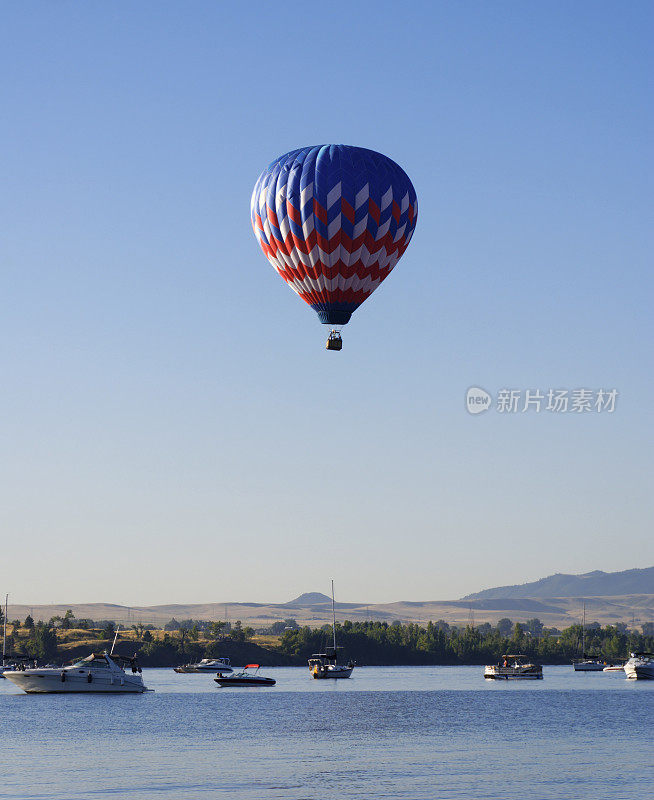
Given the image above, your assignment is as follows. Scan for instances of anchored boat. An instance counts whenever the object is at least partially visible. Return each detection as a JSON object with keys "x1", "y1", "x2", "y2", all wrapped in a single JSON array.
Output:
[
  {"x1": 624, "y1": 652, "x2": 654, "y2": 680},
  {"x1": 308, "y1": 580, "x2": 354, "y2": 679},
  {"x1": 572, "y1": 603, "x2": 605, "y2": 671},
  {"x1": 573, "y1": 658, "x2": 606, "y2": 672},
  {"x1": 214, "y1": 664, "x2": 275, "y2": 686},
  {"x1": 3, "y1": 652, "x2": 149, "y2": 693},
  {"x1": 174, "y1": 657, "x2": 233, "y2": 674},
  {"x1": 308, "y1": 650, "x2": 354, "y2": 679},
  {"x1": 484, "y1": 654, "x2": 543, "y2": 680}
]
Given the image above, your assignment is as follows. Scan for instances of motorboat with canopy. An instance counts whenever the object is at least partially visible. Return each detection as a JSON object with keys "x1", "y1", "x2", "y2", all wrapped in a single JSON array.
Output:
[{"x1": 484, "y1": 654, "x2": 543, "y2": 680}]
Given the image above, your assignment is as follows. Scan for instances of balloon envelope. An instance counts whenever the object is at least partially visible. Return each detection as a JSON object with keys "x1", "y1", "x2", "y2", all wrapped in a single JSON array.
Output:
[{"x1": 251, "y1": 144, "x2": 418, "y2": 326}]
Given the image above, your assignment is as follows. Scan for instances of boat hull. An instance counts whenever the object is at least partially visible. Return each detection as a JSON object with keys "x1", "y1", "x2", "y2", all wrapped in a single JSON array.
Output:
[
  {"x1": 214, "y1": 677, "x2": 275, "y2": 686},
  {"x1": 624, "y1": 664, "x2": 654, "y2": 680},
  {"x1": 311, "y1": 666, "x2": 353, "y2": 679},
  {"x1": 484, "y1": 666, "x2": 543, "y2": 680},
  {"x1": 4, "y1": 671, "x2": 148, "y2": 693}
]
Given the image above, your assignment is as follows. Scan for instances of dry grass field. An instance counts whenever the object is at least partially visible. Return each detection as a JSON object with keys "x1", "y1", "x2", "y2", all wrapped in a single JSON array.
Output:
[{"x1": 6, "y1": 593, "x2": 653, "y2": 632}]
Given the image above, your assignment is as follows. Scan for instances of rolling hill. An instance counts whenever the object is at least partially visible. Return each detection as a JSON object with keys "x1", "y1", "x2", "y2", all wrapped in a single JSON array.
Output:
[
  {"x1": 461, "y1": 567, "x2": 653, "y2": 600},
  {"x1": 7, "y1": 567, "x2": 652, "y2": 630}
]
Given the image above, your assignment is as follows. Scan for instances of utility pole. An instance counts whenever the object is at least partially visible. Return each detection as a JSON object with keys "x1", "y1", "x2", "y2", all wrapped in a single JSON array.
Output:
[{"x1": 468, "y1": 607, "x2": 475, "y2": 629}]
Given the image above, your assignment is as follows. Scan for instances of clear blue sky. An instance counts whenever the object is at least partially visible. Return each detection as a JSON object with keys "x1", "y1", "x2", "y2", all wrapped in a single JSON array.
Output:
[{"x1": 1, "y1": 2, "x2": 652, "y2": 605}]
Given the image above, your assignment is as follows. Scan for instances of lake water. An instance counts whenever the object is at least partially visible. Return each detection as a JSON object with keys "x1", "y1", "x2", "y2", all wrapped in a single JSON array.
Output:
[{"x1": 1, "y1": 666, "x2": 652, "y2": 799}]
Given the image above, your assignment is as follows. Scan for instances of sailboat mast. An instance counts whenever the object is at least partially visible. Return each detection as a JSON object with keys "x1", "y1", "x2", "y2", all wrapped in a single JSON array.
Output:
[
  {"x1": 110, "y1": 625, "x2": 120, "y2": 655},
  {"x1": 582, "y1": 602, "x2": 586, "y2": 656},
  {"x1": 331, "y1": 580, "x2": 336, "y2": 651},
  {"x1": 2, "y1": 593, "x2": 7, "y2": 665}
]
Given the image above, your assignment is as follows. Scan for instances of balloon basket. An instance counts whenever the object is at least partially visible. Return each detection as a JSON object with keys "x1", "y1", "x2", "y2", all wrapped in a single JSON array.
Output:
[{"x1": 326, "y1": 330, "x2": 343, "y2": 351}]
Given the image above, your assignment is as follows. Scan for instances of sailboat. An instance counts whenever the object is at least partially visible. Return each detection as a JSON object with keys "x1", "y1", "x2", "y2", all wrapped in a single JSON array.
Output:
[
  {"x1": 573, "y1": 602, "x2": 605, "y2": 671},
  {"x1": 308, "y1": 581, "x2": 354, "y2": 679}
]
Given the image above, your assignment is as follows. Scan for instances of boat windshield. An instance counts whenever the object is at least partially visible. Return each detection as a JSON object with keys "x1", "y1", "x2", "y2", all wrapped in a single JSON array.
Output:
[{"x1": 70, "y1": 656, "x2": 110, "y2": 669}]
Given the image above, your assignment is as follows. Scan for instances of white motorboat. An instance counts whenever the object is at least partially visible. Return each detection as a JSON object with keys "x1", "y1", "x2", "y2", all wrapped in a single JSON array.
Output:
[
  {"x1": 308, "y1": 581, "x2": 354, "y2": 679},
  {"x1": 3, "y1": 652, "x2": 150, "y2": 693},
  {"x1": 174, "y1": 657, "x2": 233, "y2": 674},
  {"x1": 603, "y1": 664, "x2": 626, "y2": 672},
  {"x1": 484, "y1": 654, "x2": 543, "y2": 680},
  {"x1": 624, "y1": 652, "x2": 654, "y2": 680}
]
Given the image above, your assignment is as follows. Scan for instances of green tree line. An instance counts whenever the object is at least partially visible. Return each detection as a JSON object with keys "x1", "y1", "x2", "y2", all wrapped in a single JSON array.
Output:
[
  {"x1": 278, "y1": 619, "x2": 654, "y2": 665},
  {"x1": 4, "y1": 614, "x2": 653, "y2": 666}
]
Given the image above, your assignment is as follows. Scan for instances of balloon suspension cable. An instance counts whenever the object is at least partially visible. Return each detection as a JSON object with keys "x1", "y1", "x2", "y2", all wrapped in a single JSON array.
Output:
[{"x1": 325, "y1": 329, "x2": 343, "y2": 351}]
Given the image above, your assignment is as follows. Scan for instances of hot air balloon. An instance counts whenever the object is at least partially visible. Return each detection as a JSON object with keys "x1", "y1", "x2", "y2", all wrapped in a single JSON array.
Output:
[{"x1": 250, "y1": 144, "x2": 418, "y2": 350}]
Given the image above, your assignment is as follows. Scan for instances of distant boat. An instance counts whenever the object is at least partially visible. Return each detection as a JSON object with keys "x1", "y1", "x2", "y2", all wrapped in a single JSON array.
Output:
[
  {"x1": 214, "y1": 664, "x2": 275, "y2": 686},
  {"x1": 603, "y1": 664, "x2": 626, "y2": 672},
  {"x1": 174, "y1": 657, "x2": 233, "y2": 674},
  {"x1": 624, "y1": 652, "x2": 654, "y2": 680},
  {"x1": 573, "y1": 659, "x2": 605, "y2": 672},
  {"x1": 572, "y1": 602, "x2": 605, "y2": 671},
  {"x1": 3, "y1": 652, "x2": 150, "y2": 693},
  {"x1": 308, "y1": 651, "x2": 354, "y2": 679},
  {"x1": 308, "y1": 581, "x2": 354, "y2": 679},
  {"x1": 484, "y1": 654, "x2": 543, "y2": 680}
]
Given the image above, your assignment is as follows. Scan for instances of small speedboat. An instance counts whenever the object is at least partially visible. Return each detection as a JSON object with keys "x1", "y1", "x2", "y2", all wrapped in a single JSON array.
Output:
[
  {"x1": 174, "y1": 657, "x2": 233, "y2": 674},
  {"x1": 484, "y1": 654, "x2": 543, "y2": 680},
  {"x1": 214, "y1": 664, "x2": 275, "y2": 686},
  {"x1": 603, "y1": 663, "x2": 626, "y2": 672},
  {"x1": 3, "y1": 652, "x2": 150, "y2": 693},
  {"x1": 624, "y1": 652, "x2": 654, "y2": 680}
]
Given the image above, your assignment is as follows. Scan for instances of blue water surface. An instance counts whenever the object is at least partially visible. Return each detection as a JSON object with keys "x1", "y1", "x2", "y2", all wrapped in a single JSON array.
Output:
[{"x1": 0, "y1": 666, "x2": 651, "y2": 800}]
